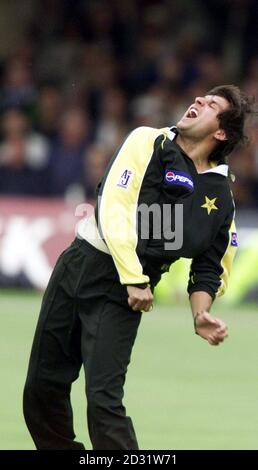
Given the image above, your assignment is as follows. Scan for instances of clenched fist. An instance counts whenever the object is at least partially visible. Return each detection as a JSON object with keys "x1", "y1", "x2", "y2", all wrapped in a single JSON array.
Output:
[{"x1": 127, "y1": 285, "x2": 153, "y2": 312}]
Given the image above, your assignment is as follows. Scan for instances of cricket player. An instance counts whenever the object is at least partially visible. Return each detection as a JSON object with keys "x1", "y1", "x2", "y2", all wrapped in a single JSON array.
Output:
[{"x1": 23, "y1": 85, "x2": 254, "y2": 449}]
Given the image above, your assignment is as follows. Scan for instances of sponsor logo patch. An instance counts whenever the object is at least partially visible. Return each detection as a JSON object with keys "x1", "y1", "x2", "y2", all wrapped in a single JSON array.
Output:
[
  {"x1": 231, "y1": 232, "x2": 238, "y2": 247},
  {"x1": 117, "y1": 169, "x2": 134, "y2": 189},
  {"x1": 164, "y1": 170, "x2": 194, "y2": 191}
]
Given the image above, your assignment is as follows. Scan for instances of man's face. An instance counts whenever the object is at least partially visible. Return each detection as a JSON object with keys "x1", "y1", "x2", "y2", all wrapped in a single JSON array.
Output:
[{"x1": 176, "y1": 94, "x2": 230, "y2": 141}]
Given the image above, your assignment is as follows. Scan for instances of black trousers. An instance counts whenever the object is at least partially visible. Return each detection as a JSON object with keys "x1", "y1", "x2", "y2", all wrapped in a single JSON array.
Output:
[{"x1": 23, "y1": 238, "x2": 142, "y2": 450}]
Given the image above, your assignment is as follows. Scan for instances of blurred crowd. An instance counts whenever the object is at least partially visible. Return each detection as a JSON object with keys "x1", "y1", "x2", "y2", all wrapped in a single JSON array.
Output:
[{"x1": 0, "y1": 0, "x2": 258, "y2": 206}]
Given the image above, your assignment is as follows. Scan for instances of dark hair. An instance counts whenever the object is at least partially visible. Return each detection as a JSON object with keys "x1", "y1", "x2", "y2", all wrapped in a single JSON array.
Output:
[{"x1": 207, "y1": 84, "x2": 255, "y2": 163}]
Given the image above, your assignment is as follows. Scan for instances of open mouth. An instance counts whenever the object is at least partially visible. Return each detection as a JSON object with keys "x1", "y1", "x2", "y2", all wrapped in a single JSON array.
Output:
[{"x1": 186, "y1": 107, "x2": 198, "y2": 118}]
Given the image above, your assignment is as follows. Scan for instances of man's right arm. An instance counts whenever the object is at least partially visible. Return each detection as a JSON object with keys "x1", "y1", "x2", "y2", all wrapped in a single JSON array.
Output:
[
  {"x1": 98, "y1": 126, "x2": 167, "y2": 286},
  {"x1": 97, "y1": 126, "x2": 172, "y2": 312},
  {"x1": 127, "y1": 285, "x2": 153, "y2": 312}
]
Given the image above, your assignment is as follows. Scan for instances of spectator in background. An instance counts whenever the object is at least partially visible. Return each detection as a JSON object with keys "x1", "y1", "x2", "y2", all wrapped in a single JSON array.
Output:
[
  {"x1": 95, "y1": 87, "x2": 128, "y2": 153},
  {"x1": 230, "y1": 124, "x2": 258, "y2": 208},
  {"x1": 83, "y1": 143, "x2": 110, "y2": 200},
  {"x1": 78, "y1": 44, "x2": 118, "y2": 96},
  {"x1": 49, "y1": 107, "x2": 91, "y2": 198},
  {"x1": 0, "y1": 57, "x2": 36, "y2": 112},
  {"x1": 0, "y1": 108, "x2": 50, "y2": 195},
  {"x1": 130, "y1": 84, "x2": 168, "y2": 128},
  {"x1": 35, "y1": 84, "x2": 62, "y2": 142}
]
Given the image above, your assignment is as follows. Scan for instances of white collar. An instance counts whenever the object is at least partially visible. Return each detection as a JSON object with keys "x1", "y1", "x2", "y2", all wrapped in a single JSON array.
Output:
[
  {"x1": 200, "y1": 164, "x2": 228, "y2": 177},
  {"x1": 167, "y1": 126, "x2": 177, "y2": 141}
]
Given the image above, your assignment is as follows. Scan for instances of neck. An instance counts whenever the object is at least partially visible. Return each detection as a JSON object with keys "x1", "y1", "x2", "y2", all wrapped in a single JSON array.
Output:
[{"x1": 176, "y1": 134, "x2": 214, "y2": 173}]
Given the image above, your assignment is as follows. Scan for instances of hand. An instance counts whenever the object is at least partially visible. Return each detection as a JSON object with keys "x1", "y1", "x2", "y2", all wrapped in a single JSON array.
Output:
[
  {"x1": 127, "y1": 285, "x2": 154, "y2": 312},
  {"x1": 194, "y1": 311, "x2": 228, "y2": 346}
]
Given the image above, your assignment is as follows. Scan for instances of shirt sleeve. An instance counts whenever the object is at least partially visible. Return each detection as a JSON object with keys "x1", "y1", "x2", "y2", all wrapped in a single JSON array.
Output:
[
  {"x1": 187, "y1": 208, "x2": 238, "y2": 299},
  {"x1": 98, "y1": 126, "x2": 169, "y2": 285}
]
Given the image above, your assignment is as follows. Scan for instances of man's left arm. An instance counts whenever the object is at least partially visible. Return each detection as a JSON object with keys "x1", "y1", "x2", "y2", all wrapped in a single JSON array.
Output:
[
  {"x1": 188, "y1": 211, "x2": 237, "y2": 345},
  {"x1": 190, "y1": 291, "x2": 228, "y2": 345}
]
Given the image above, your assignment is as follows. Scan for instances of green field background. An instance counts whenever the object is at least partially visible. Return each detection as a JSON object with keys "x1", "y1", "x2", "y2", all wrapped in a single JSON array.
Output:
[{"x1": 1, "y1": 290, "x2": 258, "y2": 450}]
